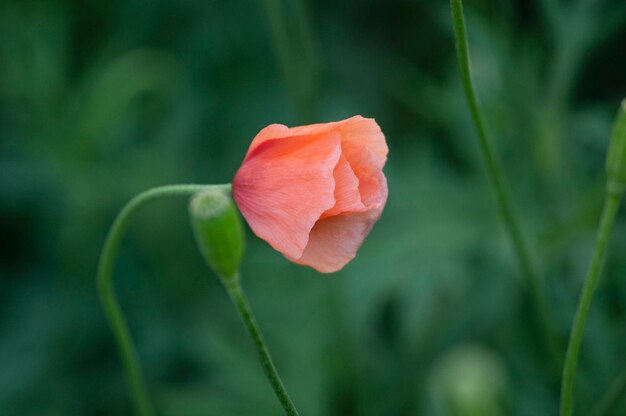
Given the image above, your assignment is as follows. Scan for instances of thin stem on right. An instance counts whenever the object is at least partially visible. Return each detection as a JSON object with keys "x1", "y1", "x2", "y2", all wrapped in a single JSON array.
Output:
[
  {"x1": 224, "y1": 276, "x2": 300, "y2": 416},
  {"x1": 560, "y1": 192, "x2": 622, "y2": 416},
  {"x1": 449, "y1": 0, "x2": 561, "y2": 361}
]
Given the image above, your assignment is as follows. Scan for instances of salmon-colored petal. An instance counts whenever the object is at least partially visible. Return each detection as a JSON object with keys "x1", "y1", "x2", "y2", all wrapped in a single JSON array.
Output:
[
  {"x1": 322, "y1": 154, "x2": 365, "y2": 218},
  {"x1": 233, "y1": 116, "x2": 388, "y2": 273},
  {"x1": 245, "y1": 124, "x2": 291, "y2": 157},
  {"x1": 289, "y1": 121, "x2": 334, "y2": 136},
  {"x1": 291, "y1": 210, "x2": 382, "y2": 273},
  {"x1": 295, "y1": 145, "x2": 388, "y2": 272},
  {"x1": 232, "y1": 131, "x2": 341, "y2": 259},
  {"x1": 289, "y1": 116, "x2": 387, "y2": 209},
  {"x1": 291, "y1": 116, "x2": 387, "y2": 166},
  {"x1": 337, "y1": 116, "x2": 388, "y2": 169},
  {"x1": 345, "y1": 146, "x2": 387, "y2": 209},
  {"x1": 287, "y1": 116, "x2": 387, "y2": 168}
]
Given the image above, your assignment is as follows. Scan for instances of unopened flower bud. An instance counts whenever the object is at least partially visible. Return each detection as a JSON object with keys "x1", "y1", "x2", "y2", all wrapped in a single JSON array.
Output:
[
  {"x1": 605, "y1": 99, "x2": 626, "y2": 195},
  {"x1": 189, "y1": 189, "x2": 245, "y2": 283},
  {"x1": 428, "y1": 344, "x2": 508, "y2": 416}
]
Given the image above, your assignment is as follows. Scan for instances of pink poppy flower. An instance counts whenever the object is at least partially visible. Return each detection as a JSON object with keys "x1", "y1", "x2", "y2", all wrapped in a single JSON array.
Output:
[{"x1": 232, "y1": 116, "x2": 388, "y2": 273}]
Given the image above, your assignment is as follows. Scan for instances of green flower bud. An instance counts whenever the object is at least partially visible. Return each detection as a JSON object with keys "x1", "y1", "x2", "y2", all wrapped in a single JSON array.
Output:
[
  {"x1": 189, "y1": 189, "x2": 245, "y2": 283},
  {"x1": 605, "y1": 99, "x2": 626, "y2": 195},
  {"x1": 428, "y1": 344, "x2": 508, "y2": 416}
]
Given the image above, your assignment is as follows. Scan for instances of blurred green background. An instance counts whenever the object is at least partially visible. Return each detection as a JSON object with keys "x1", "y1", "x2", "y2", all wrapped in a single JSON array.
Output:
[{"x1": 1, "y1": 0, "x2": 626, "y2": 415}]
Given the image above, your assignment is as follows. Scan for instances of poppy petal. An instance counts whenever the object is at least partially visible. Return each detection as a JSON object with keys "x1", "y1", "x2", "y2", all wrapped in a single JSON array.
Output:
[
  {"x1": 322, "y1": 154, "x2": 365, "y2": 218},
  {"x1": 345, "y1": 146, "x2": 388, "y2": 209},
  {"x1": 233, "y1": 131, "x2": 341, "y2": 259},
  {"x1": 245, "y1": 124, "x2": 291, "y2": 157},
  {"x1": 337, "y1": 116, "x2": 388, "y2": 169},
  {"x1": 292, "y1": 211, "x2": 381, "y2": 273},
  {"x1": 290, "y1": 116, "x2": 388, "y2": 169}
]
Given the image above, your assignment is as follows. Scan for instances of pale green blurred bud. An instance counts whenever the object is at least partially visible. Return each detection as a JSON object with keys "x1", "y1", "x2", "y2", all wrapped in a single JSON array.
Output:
[
  {"x1": 428, "y1": 344, "x2": 508, "y2": 416},
  {"x1": 605, "y1": 99, "x2": 626, "y2": 195},
  {"x1": 189, "y1": 190, "x2": 244, "y2": 283}
]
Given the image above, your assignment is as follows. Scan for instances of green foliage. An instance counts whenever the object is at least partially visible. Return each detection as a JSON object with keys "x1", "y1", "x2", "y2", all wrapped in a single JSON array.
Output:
[{"x1": 0, "y1": 0, "x2": 625, "y2": 415}]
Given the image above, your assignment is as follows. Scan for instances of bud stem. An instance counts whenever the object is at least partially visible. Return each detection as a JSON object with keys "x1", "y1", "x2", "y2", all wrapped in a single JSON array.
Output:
[
  {"x1": 449, "y1": 0, "x2": 562, "y2": 365},
  {"x1": 224, "y1": 276, "x2": 300, "y2": 416},
  {"x1": 560, "y1": 191, "x2": 622, "y2": 416},
  {"x1": 96, "y1": 184, "x2": 230, "y2": 416}
]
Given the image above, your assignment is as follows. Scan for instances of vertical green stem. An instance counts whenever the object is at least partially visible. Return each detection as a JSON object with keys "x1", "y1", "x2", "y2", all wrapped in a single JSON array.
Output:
[
  {"x1": 97, "y1": 184, "x2": 229, "y2": 416},
  {"x1": 560, "y1": 192, "x2": 622, "y2": 416},
  {"x1": 224, "y1": 276, "x2": 300, "y2": 416},
  {"x1": 449, "y1": 0, "x2": 561, "y2": 361}
]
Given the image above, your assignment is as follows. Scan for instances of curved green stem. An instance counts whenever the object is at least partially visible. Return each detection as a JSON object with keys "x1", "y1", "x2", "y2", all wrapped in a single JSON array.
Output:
[
  {"x1": 97, "y1": 184, "x2": 229, "y2": 416},
  {"x1": 560, "y1": 192, "x2": 622, "y2": 416},
  {"x1": 224, "y1": 275, "x2": 299, "y2": 416},
  {"x1": 449, "y1": 0, "x2": 562, "y2": 363}
]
